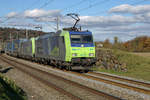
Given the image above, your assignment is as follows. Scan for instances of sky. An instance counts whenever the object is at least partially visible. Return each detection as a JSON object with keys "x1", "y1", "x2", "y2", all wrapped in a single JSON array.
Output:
[{"x1": 1, "y1": 0, "x2": 150, "y2": 42}]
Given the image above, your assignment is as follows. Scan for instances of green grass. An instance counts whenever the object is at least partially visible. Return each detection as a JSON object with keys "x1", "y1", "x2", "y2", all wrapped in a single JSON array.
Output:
[
  {"x1": 95, "y1": 48, "x2": 150, "y2": 81},
  {"x1": 0, "y1": 74, "x2": 27, "y2": 100}
]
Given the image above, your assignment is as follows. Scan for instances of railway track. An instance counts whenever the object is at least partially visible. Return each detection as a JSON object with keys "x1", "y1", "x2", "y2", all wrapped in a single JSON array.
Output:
[
  {"x1": 0, "y1": 55, "x2": 122, "y2": 100},
  {"x1": 88, "y1": 72, "x2": 150, "y2": 89},
  {"x1": 66, "y1": 71, "x2": 150, "y2": 95},
  {"x1": 36, "y1": 60, "x2": 150, "y2": 94},
  {"x1": 0, "y1": 56, "x2": 80, "y2": 100}
]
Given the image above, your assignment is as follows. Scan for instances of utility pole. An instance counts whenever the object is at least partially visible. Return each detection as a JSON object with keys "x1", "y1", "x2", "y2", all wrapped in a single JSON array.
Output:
[
  {"x1": 26, "y1": 29, "x2": 28, "y2": 39},
  {"x1": 17, "y1": 31, "x2": 19, "y2": 40},
  {"x1": 10, "y1": 32, "x2": 12, "y2": 41},
  {"x1": 56, "y1": 16, "x2": 59, "y2": 31},
  {"x1": 35, "y1": 26, "x2": 42, "y2": 36}
]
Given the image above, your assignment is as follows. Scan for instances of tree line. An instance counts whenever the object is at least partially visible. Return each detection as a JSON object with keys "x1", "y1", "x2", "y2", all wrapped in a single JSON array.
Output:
[
  {"x1": 96, "y1": 36, "x2": 150, "y2": 52},
  {"x1": 0, "y1": 27, "x2": 46, "y2": 42}
]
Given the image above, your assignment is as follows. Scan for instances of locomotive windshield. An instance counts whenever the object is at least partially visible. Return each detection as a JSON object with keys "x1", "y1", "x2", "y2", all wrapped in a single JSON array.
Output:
[{"x1": 71, "y1": 34, "x2": 93, "y2": 43}]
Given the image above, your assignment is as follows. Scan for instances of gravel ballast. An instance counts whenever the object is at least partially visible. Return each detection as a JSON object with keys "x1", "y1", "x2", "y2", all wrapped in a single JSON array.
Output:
[
  {"x1": 5, "y1": 54, "x2": 150, "y2": 100},
  {"x1": 0, "y1": 56, "x2": 72, "y2": 100}
]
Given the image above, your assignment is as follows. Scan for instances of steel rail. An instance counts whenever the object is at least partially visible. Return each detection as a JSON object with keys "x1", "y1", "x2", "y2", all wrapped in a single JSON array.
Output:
[
  {"x1": 88, "y1": 72, "x2": 150, "y2": 88},
  {"x1": 67, "y1": 71, "x2": 150, "y2": 95}
]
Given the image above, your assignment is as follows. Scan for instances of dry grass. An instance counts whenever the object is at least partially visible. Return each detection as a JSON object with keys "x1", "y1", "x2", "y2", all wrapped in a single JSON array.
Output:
[
  {"x1": 95, "y1": 49, "x2": 150, "y2": 81},
  {"x1": 132, "y1": 52, "x2": 150, "y2": 58}
]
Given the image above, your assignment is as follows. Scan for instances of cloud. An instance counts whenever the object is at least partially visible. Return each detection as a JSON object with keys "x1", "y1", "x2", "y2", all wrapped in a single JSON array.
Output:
[
  {"x1": 109, "y1": 4, "x2": 150, "y2": 14},
  {"x1": 6, "y1": 12, "x2": 18, "y2": 18},
  {"x1": 92, "y1": 24, "x2": 150, "y2": 42},
  {"x1": 35, "y1": 15, "x2": 137, "y2": 28},
  {"x1": 79, "y1": 15, "x2": 136, "y2": 27},
  {"x1": 100, "y1": 25, "x2": 150, "y2": 32},
  {"x1": 35, "y1": 17, "x2": 57, "y2": 22},
  {"x1": 5, "y1": 5, "x2": 150, "y2": 42},
  {"x1": 6, "y1": 9, "x2": 61, "y2": 19},
  {"x1": 6, "y1": 8, "x2": 139, "y2": 29},
  {"x1": 108, "y1": 4, "x2": 150, "y2": 24},
  {"x1": 24, "y1": 9, "x2": 61, "y2": 18}
]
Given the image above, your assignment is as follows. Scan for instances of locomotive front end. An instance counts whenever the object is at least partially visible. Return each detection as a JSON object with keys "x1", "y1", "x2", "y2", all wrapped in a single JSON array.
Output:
[{"x1": 69, "y1": 31, "x2": 96, "y2": 66}]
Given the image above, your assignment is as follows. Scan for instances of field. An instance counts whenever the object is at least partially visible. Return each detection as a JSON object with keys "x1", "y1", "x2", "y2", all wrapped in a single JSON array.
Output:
[{"x1": 95, "y1": 48, "x2": 150, "y2": 81}]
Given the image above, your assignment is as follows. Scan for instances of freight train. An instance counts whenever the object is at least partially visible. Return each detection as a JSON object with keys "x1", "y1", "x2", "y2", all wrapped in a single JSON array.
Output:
[{"x1": 5, "y1": 13, "x2": 96, "y2": 72}]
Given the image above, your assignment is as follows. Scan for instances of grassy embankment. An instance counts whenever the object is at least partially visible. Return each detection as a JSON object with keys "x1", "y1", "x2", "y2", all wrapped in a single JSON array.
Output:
[
  {"x1": 0, "y1": 74, "x2": 27, "y2": 100},
  {"x1": 95, "y1": 48, "x2": 150, "y2": 81}
]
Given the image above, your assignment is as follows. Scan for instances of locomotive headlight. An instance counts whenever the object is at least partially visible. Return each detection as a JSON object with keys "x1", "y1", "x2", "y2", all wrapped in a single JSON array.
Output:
[
  {"x1": 72, "y1": 53, "x2": 77, "y2": 57},
  {"x1": 89, "y1": 53, "x2": 94, "y2": 56}
]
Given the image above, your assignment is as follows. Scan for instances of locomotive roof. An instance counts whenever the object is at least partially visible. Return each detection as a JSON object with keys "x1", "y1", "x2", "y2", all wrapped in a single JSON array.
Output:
[
  {"x1": 69, "y1": 31, "x2": 92, "y2": 34},
  {"x1": 38, "y1": 32, "x2": 55, "y2": 39},
  {"x1": 19, "y1": 39, "x2": 28, "y2": 42}
]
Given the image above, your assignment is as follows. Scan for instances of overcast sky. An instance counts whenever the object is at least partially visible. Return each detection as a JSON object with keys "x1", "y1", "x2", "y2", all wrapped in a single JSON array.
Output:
[{"x1": 1, "y1": 0, "x2": 150, "y2": 42}]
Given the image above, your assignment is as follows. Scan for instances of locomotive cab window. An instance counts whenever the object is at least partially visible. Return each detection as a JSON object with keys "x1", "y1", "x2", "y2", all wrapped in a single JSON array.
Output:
[
  {"x1": 71, "y1": 35, "x2": 81, "y2": 43},
  {"x1": 82, "y1": 35, "x2": 93, "y2": 43},
  {"x1": 71, "y1": 34, "x2": 93, "y2": 43}
]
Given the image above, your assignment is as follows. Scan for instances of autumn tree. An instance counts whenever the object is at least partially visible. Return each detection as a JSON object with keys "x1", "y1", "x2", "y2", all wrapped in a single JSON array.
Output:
[
  {"x1": 103, "y1": 39, "x2": 112, "y2": 48},
  {"x1": 113, "y1": 36, "x2": 119, "y2": 49}
]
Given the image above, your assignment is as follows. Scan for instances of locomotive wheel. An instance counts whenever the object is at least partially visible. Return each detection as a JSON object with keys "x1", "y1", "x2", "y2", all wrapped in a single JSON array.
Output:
[
  {"x1": 66, "y1": 66, "x2": 72, "y2": 71},
  {"x1": 79, "y1": 69, "x2": 89, "y2": 73},
  {"x1": 58, "y1": 65, "x2": 62, "y2": 69},
  {"x1": 84, "y1": 70, "x2": 89, "y2": 73},
  {"x1": 66, "y1": 66, "x2": 69, "y2": 71}
]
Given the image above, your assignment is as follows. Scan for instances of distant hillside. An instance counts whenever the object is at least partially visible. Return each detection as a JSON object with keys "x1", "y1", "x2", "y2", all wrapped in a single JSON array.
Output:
[{"x1": 0, "y1": 27, "x2": 47, "y2": 42}]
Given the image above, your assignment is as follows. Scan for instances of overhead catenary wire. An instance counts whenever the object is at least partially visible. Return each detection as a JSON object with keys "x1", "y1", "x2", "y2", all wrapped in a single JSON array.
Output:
[
  {"x1": 62, "y1": 0, "x2": 89, "y2": 12},
  {"x1": 1, "y1": 0, "x2": 55, "y2": 24},
  {"x1": 23, "y1": 0, "x2": 42, "y2": 11},
  {"x1": 0, "y1": 0, "x2": 43, "y2": 24},
  {"x1": 39, "y1": 0, "x2": 55, "y2": 9},
  {"x1": 76, "y1": 0, "x2": 150, "y2": 37},
  {"x1": 1, "y1": 0, "x2": 150, "y2": 31},
  {"x1": 44, "y1": 22, "x2": 57, "y2": 31},
  {"x1": 87, "y1": 0, "x2": 150, "y2": 15},
  {"x1": 0, "y1": 0, "x2": 56, "y2": 32},
  {"x1": 130, "y1": 0, "x2": 150, "y2": 5},
  {"x1": 76, "y1": 0, "x2": 111, "y2": 13}
]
